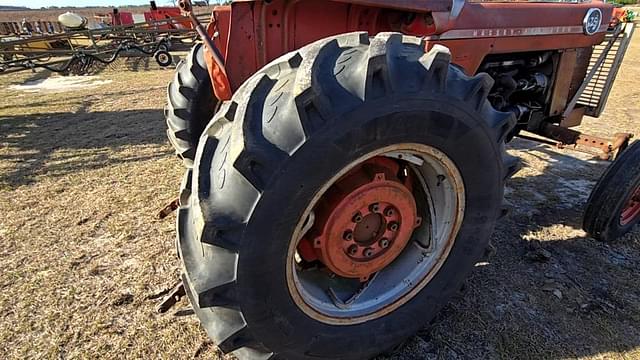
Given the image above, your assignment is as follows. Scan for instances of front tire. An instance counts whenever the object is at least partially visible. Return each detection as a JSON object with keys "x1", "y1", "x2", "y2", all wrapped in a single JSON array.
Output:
[
  {"x1": 584, "y1": 140, "x2": 640, "y2": 241},
  {"x1": 165, "y1": 43, "x2": 218, "y2": 166},
  {"x1": 178, "y1": 32, "x2": 517, "y2": 360}
]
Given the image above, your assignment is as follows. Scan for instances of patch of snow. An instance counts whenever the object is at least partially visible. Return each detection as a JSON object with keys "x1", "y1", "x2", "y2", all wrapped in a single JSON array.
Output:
[{"x1": 8, "y1": 76, "x2": 112, "y2": 93}]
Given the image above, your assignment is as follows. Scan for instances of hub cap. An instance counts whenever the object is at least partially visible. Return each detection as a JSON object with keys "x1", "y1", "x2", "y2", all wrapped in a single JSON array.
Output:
[
  {"x1": 287, "y1": 145, "x2": 465, "y2": 325},
  {"x1": 621, "y1": 186, "x2": 640, "y2": 226},
  {"x1": 298, "y1": 158, "x2": 421, "y2": 281}
]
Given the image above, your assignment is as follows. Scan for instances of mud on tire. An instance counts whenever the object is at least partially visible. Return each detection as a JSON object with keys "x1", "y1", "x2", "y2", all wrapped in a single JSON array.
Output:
[
  {"x1": 177, "y1": 32, "x2": 518, "y2": 360},
  {"x1": 165, "y1": 43, "x2": 218, "y2": 166}
]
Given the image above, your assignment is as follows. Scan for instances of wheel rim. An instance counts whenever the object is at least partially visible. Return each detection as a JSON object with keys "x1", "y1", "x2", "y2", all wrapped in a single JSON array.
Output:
[
  {"x1": 157, "y1": 53, "x2": 169, "y2": 65},
  {"x1": 286, "y1": 144, "x2": 465, "y2": 325},
  {"x1": 620, "y1": 186, "x2": 640, "y2": 226}
]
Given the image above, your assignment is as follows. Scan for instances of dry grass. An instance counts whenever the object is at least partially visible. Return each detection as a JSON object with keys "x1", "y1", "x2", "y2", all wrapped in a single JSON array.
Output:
[
  {"x1": 0, "y1": 60, "x2": 223, "y2": 359},
  {"x1": 0, "y1": 28, "x2": 639, "y2": 360}
]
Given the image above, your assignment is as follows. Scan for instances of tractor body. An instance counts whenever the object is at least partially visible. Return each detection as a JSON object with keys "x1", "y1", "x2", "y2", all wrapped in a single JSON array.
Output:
[
  {"x1": 166, "y1": 1, "x2": 640, "y2": 359},
  {"x1": 204, "y1": 0, "x2": 634, "y2": 158}
]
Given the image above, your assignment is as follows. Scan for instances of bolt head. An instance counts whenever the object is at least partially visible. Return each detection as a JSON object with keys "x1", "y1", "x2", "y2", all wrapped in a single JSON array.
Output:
[
  {"x1": 343, "y1": 230, "x2": 354, "y2": 241},
  {"x1": 363, "y1": 248, "x2": 374, "y2": 258},
  {"x1": 384, "y1": 207, "x2": 395, "y2": 217},
  {"x1": 369, "y1": 203, "x2": 380, "y2": 213},
  {"x1": 388, "y1": 222, "x2": 399, "y2": 232},
  {"x1": 352, "y1": 212, "x2": 363, "y2": 223},
  {"x1": 379, "y1": 238, "x2": 390, "y2": 248},
  {"x1": 347, "y1": 245, "x2": 358, "y2": 256}
]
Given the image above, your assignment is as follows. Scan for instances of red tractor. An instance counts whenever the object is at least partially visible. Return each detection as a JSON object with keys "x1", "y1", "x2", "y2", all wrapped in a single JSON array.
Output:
[{"x1": 164, "y1": 1, "x2": 639, "y2": 359}]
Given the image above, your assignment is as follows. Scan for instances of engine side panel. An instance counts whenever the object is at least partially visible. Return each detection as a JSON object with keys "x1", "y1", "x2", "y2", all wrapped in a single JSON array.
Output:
[{"x1": 218, "y1": 0, "x2": 612, "y2": 91}]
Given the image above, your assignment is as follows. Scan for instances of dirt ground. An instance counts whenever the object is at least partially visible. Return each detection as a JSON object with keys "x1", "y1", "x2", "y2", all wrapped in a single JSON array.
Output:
[{"x1": 1, "y1": 28, "x2": 640, "y2": 359}]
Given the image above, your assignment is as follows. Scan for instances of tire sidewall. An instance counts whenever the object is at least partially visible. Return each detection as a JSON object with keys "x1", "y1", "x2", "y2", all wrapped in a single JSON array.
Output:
[
  {"x1": 585, "y1": 141, "x2": 640, "y2": 240},
  {"x1": 236, "y1": 98, "x2": 504, "y2": 359},
  {"x1": 607, "y1": 173, "x2": 640, "y2": 236}
]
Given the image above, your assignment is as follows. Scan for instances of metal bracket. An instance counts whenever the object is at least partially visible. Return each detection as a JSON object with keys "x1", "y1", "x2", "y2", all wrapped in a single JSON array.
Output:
[
  {"x1": 156, "y1": 281, "x2": 186, "y2": 314},
  {"x1": 528, "y1": 123, "x2": 633, "y2": 160},
  {"x1": 157, "y1": 197, "x2": 180, "y2": 219}
]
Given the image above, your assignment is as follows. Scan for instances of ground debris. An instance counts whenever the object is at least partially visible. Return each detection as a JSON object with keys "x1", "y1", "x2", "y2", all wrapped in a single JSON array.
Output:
[
  {"x1": 76, "y1": 216, "x2": 91, "y2": 225},
  {"x1": 552, "y1": 289, "x2": 563, "y2": 300},
  {"x1": 111, "y1": 292, "x2": 134, "y2": 307},
  {"x1": 193, "y1": 340, "x2": 213, "y2": 358},
  {"x1": 524, "y1": 247, "x2": 552, "y2": 262},
  {"x1": 156, "y1": 281, "x2": 185, "y2": 313},
  {"x1": 69, "y1": 253, "x2": 99, "y2": 268}
]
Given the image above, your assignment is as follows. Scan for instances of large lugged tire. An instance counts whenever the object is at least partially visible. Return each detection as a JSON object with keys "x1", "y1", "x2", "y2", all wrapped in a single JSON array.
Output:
[
  {"x1": 165, "y1": 43, "x2": 218, "y2": 166},
  {"x1": 584, "y1": 141, "x2": 640, "y2": 242},
  {"x1": 177, "y1": 32, "x2": 517, "y2": 360}
]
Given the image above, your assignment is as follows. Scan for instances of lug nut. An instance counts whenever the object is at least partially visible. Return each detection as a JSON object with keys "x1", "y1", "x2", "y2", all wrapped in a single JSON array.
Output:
[
  {"x1": 379, "y1": 238, "x2": 390, "y2": 248},
  {"x1": 343, "y1": 230, "x2": 354, "y2": 241},
  {"x1": 352, "y1": 212, "x2": 363, "y2": 223},
  {"x1": 348, "y1": 245, "x2": 358, "y2": 256},
  {"x1": 363, "y1": 247, "x2": 374, "y2": 258},
  {"x1": 388, "y1": 222, "x2": 399, "y2": 232},
  {"x1": 369, "y1": 203, "x2": 380, "y2": 213},
  {"x1": 384, "y1": 207, "x2": 395, "y2": 217}
]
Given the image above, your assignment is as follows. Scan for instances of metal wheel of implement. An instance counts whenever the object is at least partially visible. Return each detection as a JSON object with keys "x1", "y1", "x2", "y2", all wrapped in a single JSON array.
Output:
[
  {"x1": 584, "y1": 140, "x2": 640, "y2": 241},
  {"x1": 155, "y1": 50, "x2": 173, "y2": 67}
]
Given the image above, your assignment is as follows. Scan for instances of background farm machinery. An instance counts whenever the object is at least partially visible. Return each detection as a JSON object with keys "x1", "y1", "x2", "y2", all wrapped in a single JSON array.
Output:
[{"x1": 0, "y1": 2, "x2": 210, "y2": 75}]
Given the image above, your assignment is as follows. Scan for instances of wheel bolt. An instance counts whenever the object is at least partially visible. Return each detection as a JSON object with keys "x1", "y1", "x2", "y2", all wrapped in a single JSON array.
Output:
[
  {"x1": 388, "y1": 222, "x2": 399, "y2": 232},
  {"x1": 343, "y1": 230, "x2": 354, "y2": 241},
  {"x1": 384, "y1": 207, "x2": 395, "y2": 217},
  {"x1": 363, "y1": 247, "x2": 374, "y2": 258},
  {"x1": 369, "y1": 203, "x2": 380, "y2": 213},
  {"x1": 352, "y1": 212, "x2": 363, "y2": 223},
  {"x1": 379, "y1": 238, "x2": 390, "y2": 248},
  {"x1": 348, "y1": 245, "x2": 358, "y2": 256}
]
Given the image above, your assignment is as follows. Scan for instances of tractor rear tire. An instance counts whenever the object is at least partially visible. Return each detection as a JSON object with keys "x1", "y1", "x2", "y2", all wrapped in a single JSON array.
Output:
[
  {"x1": 584, "y1": 140, "x2": 640, "y2": 241},
  {"x1": 165, "y1": 43, "x2": 218, "y2": 167},
  {"x1": 177, "y1": 32, "x2": 517, "y2": 360}
]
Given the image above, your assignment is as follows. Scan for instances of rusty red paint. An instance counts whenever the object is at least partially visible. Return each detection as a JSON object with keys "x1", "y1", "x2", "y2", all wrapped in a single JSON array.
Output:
[
  {"x1": 205, "y1": 0, "x2": 613, "y2": 94},
  {"x1": 621, "y1": 187, "x2": 640, "y2": 226},
  {"x1": 299, "y1": 157, "x2": 420, "y2": 281}
]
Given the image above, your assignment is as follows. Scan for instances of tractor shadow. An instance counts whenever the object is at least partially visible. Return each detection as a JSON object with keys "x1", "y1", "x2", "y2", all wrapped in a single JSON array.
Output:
[
  {"x1": 380, "y1": 138, "x2": 640, "y2": 359},
  {"x1": 0, "y1": 106, "x2": 171, "y2": 189}
]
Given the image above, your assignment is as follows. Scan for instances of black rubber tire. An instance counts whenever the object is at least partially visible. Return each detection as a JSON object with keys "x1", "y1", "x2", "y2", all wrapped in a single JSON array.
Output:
[
  {"x1": 165, "y1": 43, "x2": 218, "y2": 167},
  {"x1": 584, "y1": 140, "x2": 640, "y2": 242},
  {"x1": 177, "y1": 32, "x2": 518, "y2": 360},
  {"x1": 155, "y1": 50, "x2": 173, "y2": 67}
]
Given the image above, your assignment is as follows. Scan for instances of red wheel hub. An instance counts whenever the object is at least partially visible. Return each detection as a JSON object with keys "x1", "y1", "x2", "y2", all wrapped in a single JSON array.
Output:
[
  {"x1": 298, "y1": 157, "x2": 421, "y2": 281},
  {"x1": 621, "y1": 186, "x2": 640, "y2": 226}
]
